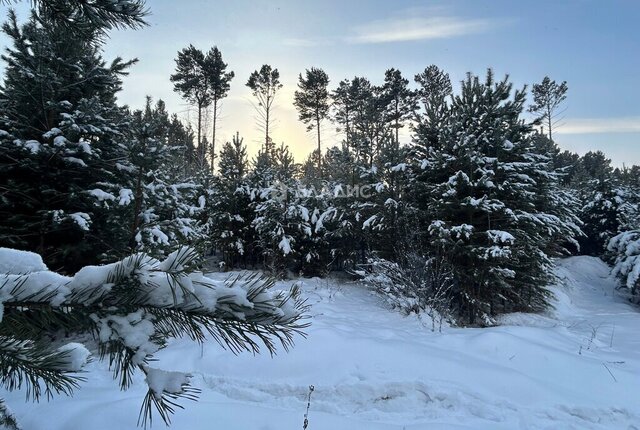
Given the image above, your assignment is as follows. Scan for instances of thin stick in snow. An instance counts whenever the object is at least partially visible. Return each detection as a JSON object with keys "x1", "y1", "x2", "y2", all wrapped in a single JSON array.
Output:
[
  {"x1": 610, "y1": 324, "x2": 615, "y2": 348},
  {"x1": 302, "y1": 385, "x2": 315, "y2": 429},
  {"x1": 602, "y1": 363, "x2": 617, "y2": 382}
]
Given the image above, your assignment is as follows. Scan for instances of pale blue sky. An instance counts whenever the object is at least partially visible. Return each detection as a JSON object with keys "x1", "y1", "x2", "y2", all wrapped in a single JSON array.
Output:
[{"x1": 3, "y1": 1, "x2": 640, "y2": 165}]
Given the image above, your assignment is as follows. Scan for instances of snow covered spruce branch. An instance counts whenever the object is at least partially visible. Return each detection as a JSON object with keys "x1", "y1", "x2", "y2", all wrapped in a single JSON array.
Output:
[
  {"x1": 608, "y1": 230, "x2": 640, "y2": 301},
  {"x1": 0, "y1": 246, "x2": 309, "y2": 427}
]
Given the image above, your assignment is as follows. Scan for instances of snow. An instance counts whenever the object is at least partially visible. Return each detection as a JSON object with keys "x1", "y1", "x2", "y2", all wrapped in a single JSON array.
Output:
[
  {"x1": 94, "y1": 311, "x2": 159, "y2": 364},
  {"x1": 0, "y1": 248, "x2": 48, "y2": 274},
  {"x1": 77, "y1": 140, "x2": 92, "y2": 154},
  {"x1": 362, "y1": 215, "x2": 377, "y2": 229},
  {"x1": 483, "y1": 245, "x2": 511, "y2": 259},
  {"x1": 88, "y1": 189, "x2": 116, "y2": 202},
  {"x1": 315, "y1": 207, "x2": 336, "y2": 233},
  {"x1": 608, "y1": 230, "x2": 640, "y2": 292},
  {"x1": 486, "y1": 230, "x2": 515, "y2": 244},
  {"x1": 150, "y1": 227, "x2": 169, "y2": 244},
  {"x1": 69, "y1": 212, "x2": 91, "y2": 231},
  {"x1": 56, "y1": 343, "x2": 91, "y2": 372},
  {"x1": 447, "y1": 171, "x2": 470, "y2": 186},
  {"x1": 451, "y1": 224, "x2": 474, "y2": 239},
  {"x1": 115, "y1": 162, "x2": 135, "y2": 173},
  {"x1": 3, "y1": 271, "x2": 71, "y2": 307},
  {"x1": 42, "y1": 128, "x2": 62, "y2": 139},
  {"x1": 2, "y1": 256, "x2": 640, "y2": 429},
  {"x1": 21, "y1": 140, "x2": 41, "y2": 154},
  {"x1": 297, "y1": 205, "x2": 310, "y2": 222},
  {"x1": 384, "y1": 198, "x2": 398, "y2": 208},
  {"x1": 62, "y1": 157, "x2": 87, "y2": 167},
  {"x1": 53, "y1": 136, "x2": 67, "y2": 147},
  {"x1": 391, "y1": 163, "x2": 407, "y2": 172},
  {"x1": 117, "y1": 188, "x2": 133, "y2": 206},
  {"x1": 278, "y1": 236, "x2": 293, "y2": 255},
  {"x1": 0, "y1": 246, "x2": 257, "y2": 318},
  {"x1": 145, "y1": 368, "x2": 192, "y2": 399}
]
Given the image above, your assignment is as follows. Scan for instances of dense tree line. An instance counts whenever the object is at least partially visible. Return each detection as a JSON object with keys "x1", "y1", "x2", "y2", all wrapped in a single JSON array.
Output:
[
  {"x1": 2, "y1": 2, "x2": 638, "y2": 317},
  {"x1": 159, "y1": 48, "x2": 640, "y2": 321}
]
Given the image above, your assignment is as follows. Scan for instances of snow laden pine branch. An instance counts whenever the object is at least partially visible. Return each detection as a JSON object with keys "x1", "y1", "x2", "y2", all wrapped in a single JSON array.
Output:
[
  {"x1": 0, "y1": 247, "x2": 309, "y2": 427},
  {"x1": 608, "y1": 230, "x2": 640, "y2": 299}
]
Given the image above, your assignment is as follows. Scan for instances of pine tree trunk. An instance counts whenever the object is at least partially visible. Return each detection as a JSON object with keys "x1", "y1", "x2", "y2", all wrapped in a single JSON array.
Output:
[
  {"x1": 395, "y1": 101, "x2": 400, "y2": 148},
  {"x1": 197, "y1": 103, "x2": 203, "y2": 167},
  {"x1": 346, "y1": 111, "x2": 350, "y2": 148},
  {"x1": 130, "y1": 138, "x2": 147, "y2": 249},
  {"x1": 316, "y1": 109, "x2": 321, "y2": 175},
  {"x1": 547, "y1": 105, "x2": 553, "y2": 142},
  {"x1": 212, "y1": 99, "x2": 218, "y2": 173},
  {"x1": 265, "y1": 105, "x2": 270, "y2": 155}
]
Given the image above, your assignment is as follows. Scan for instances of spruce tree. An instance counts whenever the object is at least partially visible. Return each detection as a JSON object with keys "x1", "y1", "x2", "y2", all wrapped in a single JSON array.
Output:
[
  {"x1": 572, "y1": 151, "x2": 625, "y2": 256},
  {"x1": 580, "y1": 178, "x2": 624, "y2": 256},
  {"x1": 218, "y1": 132, "x2": 248, "y2": 180},
  {"x1": 607, "y1": 166, "x2": 640, "y2": 300},
  {"x1": 413, "y1": 65, "x2": 453, "y2": 152},
  {"x1": 0, "y1": 9, "x2": 135, "y2": 272},
  {"x1": 118, "y1": 97, "x2": 204, "y2": 258},
  {"x1": 247, "y1": 142, "x2": 333, "y2": 276},
  {"x1": 409, "y1": 65, "x2": 453, "y2": 248},
  {"x1": 609, "y1": 230, "x2": 640, "y2": 301},
  {"x1": 323, "y1": 144, "x2": 356, "y2": 186},
  {"x1": 209, "y1": 133, "x2": 254, "y2": 268},
  {"x1": 167, "y1": 113, "x2": 197, "y2": 172},
  {"x1": 300, "y1": 149, "x2": 323, "y2": 186},
  {"x1": 412, "y1": 70, "x2": 580, "y2": 324}
]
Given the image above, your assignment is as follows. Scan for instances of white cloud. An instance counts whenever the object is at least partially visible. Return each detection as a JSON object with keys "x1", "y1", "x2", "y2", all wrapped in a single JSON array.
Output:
[
  {"x1": 348, "y1": 15, "x2": 506, "y2": 44},
  {"x1": 557, "y1": 117, "x2": 640, "y2": 134},
  {"x1": 281, "y1": 8, "x2": 509, "y2": 47}
]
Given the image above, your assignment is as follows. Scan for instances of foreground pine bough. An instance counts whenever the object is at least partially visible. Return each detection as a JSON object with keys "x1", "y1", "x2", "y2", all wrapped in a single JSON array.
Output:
[{"x1": 0, "y1": 247, "x2": 309, "y2": 427}]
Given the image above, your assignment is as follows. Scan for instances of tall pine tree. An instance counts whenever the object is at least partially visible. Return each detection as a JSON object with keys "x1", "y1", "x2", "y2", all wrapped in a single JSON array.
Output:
[
  {"x1": 293, "y1": 67, "x2": 331, "y2": 174},
  {"x1": 203, "y1": 46, "x2": 234, "y2": 172}
]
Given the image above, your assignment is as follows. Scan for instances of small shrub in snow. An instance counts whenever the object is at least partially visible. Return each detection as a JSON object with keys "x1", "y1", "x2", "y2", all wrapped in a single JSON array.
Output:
[{"x1": 357, "y1": 254, "x2": 453, "y2": 331}]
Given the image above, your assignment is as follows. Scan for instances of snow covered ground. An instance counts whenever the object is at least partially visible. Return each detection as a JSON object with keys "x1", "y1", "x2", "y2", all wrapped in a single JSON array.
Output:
[{"x1": 4, "y1": 256, "x2": 639, "y2": 429}]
